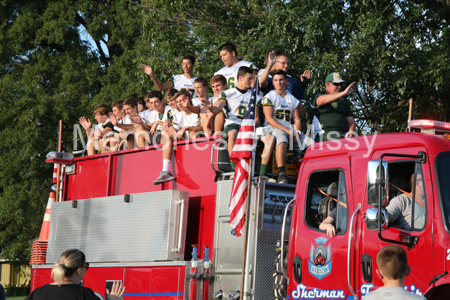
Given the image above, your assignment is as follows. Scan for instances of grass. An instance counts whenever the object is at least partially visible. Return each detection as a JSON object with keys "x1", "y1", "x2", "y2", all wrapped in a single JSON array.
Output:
[{"x1": 7, "y1": 297, "x2": 26, "y2": 300}]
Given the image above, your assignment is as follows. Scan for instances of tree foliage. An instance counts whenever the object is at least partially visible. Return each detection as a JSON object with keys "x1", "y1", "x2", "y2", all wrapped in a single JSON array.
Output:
[{"x1": 0, "y1": 0, "x2": 449, "y2": 262}]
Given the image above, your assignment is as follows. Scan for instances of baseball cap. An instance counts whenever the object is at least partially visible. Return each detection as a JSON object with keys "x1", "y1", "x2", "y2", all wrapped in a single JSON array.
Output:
[{"x1": 325, "y1": 72, "x2": 346, "y2": 83}]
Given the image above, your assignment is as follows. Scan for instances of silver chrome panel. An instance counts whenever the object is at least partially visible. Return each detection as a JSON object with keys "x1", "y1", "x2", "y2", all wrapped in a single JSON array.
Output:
[{"x1": 47, "y1": 190, "x2": 189, "y2": 263}]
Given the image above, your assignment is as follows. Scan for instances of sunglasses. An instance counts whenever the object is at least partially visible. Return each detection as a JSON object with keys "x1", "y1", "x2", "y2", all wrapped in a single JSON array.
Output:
[
  {"x1": 333, "y1": 82, "x2": 343, "y2": 87},
  {"x1": 84, "y1": 262, "x2": 90, "y2": 271}
]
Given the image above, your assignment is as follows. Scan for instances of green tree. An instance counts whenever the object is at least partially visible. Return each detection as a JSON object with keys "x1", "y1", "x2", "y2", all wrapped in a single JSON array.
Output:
[
  {"x1": 0, "y1": 0, "x2": 143, "y2": 263},
  {"x1": 138, "y1": 0, "x2": 450, "y2": 133}
]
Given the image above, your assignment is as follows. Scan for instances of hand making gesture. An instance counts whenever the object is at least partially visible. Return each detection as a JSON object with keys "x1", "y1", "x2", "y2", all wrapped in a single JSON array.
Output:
[
  {"x1": 79, "y1": 117, "x2": 92, "y2": 131},
  {"x1": 140, "y1": 64, "x2": 154, "y2": 77}
]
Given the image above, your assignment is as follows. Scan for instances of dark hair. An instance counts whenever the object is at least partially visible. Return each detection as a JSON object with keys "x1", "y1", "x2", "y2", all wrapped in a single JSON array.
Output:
[
  {"x1": 219, "y1": 43, "x2": 237, "y2": 56},
  {"x1": 145, "y1": 90, "x2": 163, "y2": 101},
  {"x1": 174, "y1": 90, "x2": 193, "y2": 106},
  {"x1": 111, "y1": 100, "x2": 124, "y2": 110},
  {"x1": 51, "y1": 249, "x2": 86, "y2": 285},
  {"x1": 123, "y1": 98, "x2": 137, "y2": 107},
  {"x1": 174, "y1": 90, "x2": 192, "y2": 101},
  {"x1": 182, "y1": 55, "x2": 195, "y2": 65},
  {"x1": 164, "y1": 88, "x2": 179, "y2": 101},
  {"x1": 93, "y1": 104, "x2": 110, "y2": 115},
  {"x1": 210, "y1": 75, "x2": 227, "y2": 86},
  {"x1": 272, "y1": 69, "x2": 287, "y2": 79},
  {"x1": 194, "y1": 77, "x2": 208, "y2": 88},
  {"x1": 237, "y1": 66, "x2": 253, "y2": 80},
  {"x1": 376, "y1": 245, "x2": 408, "y2": 280},
  {"x1": 137, "y1": 98, "x2": 145, "y2": 107}
]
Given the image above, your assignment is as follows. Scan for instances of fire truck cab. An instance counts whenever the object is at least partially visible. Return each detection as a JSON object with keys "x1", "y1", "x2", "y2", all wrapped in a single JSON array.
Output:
[
  {"x1": 285, "y1": 120, "x2": 450, "y2": 300},
  {"x1": 33, "y1": 120, "x2": 450, "y2": 299}
]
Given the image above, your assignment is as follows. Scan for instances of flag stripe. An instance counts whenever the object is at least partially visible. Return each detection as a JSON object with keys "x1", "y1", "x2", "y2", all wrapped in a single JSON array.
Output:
[{"x1": 229, "y1": 79, "x2": 258, "y2": 237}]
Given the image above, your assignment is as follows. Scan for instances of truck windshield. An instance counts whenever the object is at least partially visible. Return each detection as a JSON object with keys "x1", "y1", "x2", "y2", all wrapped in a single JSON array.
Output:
[{"x1": 435, "y1": 151, "x2": 450, "y2": 232}]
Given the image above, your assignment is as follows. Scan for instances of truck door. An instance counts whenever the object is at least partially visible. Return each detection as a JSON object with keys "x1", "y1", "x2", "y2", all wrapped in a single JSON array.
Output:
[
  {"x1": 359, "y1": 149, "x2": 432, "y2": 298},
  {"x1": 289, "y1": 156, "x2": 357, "y2": 299}
]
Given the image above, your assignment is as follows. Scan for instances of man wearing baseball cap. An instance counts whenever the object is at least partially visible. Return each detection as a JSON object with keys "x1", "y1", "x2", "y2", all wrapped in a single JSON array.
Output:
[{"x1": 309, "y1": 72, "x2": 356, "y2": 141}]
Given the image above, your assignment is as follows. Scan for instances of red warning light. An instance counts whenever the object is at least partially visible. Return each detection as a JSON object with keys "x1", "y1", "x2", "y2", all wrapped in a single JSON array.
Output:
[{"x1": 409, "y1": 119, "x2": 450, "y2": 133}]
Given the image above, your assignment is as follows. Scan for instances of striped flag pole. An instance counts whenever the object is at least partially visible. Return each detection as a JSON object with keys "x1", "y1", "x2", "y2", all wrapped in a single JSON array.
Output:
[
  {"x1": 55, "y1": 120, "x2": 63, "y2": 202},
  {"x1": 239, "y1": 158, "x2": 252, "y2": 299},
  {"x1": 408, "y1": 98, "x2": 413, "y2": 132},
  {"x1": 228, "y1": 78, "x2": 258, "y2": 298}
]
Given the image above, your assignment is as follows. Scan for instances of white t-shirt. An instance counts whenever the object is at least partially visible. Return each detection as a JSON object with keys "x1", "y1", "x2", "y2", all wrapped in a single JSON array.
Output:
[
  {"x1": 122, "y1": 115, "x2": 133, "y2": 125},
  {"x1": 363, "y1": 286, "x2": 425, "y2": 300},
  {"x1": 148, "y1": 106, "x2": 174, "y2": 131},
  {"x1": 94, "y1": 119, "x2": 115, "y2": 137},
  {"x1": 261, "y1": 90, "x2": 300, "y2": 128},
  {"x1": 139, "y1": 110, "x2": 151, "y2": 122},
  {"x1": 192, "y1": 97, "x2": 211, "y2": 107},
  {"x1": 169, "y1": 74, "x2": 196, "y2": 92},
  {"x1": 173, "y1": 111, "x2": 201, "y2": 130},
  {"x1": 218, "y1": 88, "x2": 260, "y2": 127},
  {"x1": 215, "y1": 61, "x2": 257, "y2": 89},
  {"x1": 173, "y1": 111, "x2": 201, "y2": 139}
]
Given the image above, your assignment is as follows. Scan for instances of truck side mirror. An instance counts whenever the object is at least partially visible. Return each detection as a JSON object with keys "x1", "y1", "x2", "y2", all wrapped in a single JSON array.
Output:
[
  {"x1": 365, "y1": 208, "x2": 387, "y2": 230},
  {"x1": 367, "y1": 161, "x2": 388, "y2": 206}
]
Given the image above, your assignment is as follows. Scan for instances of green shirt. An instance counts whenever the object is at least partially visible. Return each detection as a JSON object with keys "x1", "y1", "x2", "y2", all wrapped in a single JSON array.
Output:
[{"x1": 310, "y1": 91, "x2": 353, "y2": 140}]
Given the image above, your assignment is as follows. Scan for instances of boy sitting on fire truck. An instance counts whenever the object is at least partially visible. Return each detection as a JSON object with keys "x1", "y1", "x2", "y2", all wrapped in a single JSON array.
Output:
[
  {"x1": 153, "y1": 90, "x2": 203, "y2": 185},
  {"x1": 79, "y1": 104, "x2": 115, "y2": 155},
  {"x1": 259, "y1": 69, "x2": 303, "y2": 184},
  {"x1": 109, "y1": 98, "x2": 150, "y2": 150}
]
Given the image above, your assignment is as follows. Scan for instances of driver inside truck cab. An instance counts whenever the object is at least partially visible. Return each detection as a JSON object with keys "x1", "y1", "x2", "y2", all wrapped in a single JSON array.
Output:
[
  {"x1": 386, "y1": 173, "x2": 426, "y2": 230},
  {"x1": 320, "y1": 173, "x2": 426, "y2": 237}
]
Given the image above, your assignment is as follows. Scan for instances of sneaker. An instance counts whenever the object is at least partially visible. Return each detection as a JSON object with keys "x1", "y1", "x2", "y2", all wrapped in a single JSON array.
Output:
[
  {"x1": 260, "y1": 175, "x2": 277, "y2": 183},
  {"x1": 153, "y1": 171, "x2": 176, "y2": 185},
  {"x1": 277, "y1": 171, "x2": 288, "y2": 184}
]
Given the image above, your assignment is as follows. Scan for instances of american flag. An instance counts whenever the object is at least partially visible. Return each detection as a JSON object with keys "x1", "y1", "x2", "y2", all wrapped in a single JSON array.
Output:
[
  {"x1": 52, "y1": 124, "x2": 65, "y2": 184},
  {"x1": 229, "y1": 78, "x2": 258, "y2": 237}
]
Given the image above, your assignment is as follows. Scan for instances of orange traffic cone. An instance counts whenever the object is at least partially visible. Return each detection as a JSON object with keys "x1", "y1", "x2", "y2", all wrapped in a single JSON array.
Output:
[
  {"x1": 30, "y1": 192, "x2": 55, "y2": 265},
  {"x1": 38, "y1": 192, "x2": 55, "y2": 241}
]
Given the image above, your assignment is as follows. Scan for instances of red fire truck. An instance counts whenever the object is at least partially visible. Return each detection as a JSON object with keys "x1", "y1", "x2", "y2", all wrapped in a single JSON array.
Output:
[{"x1": 32, "y1": 119, "x2": 450, "y2": 299}]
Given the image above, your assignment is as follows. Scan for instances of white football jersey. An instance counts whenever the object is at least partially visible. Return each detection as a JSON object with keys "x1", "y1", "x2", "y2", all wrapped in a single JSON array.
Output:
[
  {"x1": 170, "y1": 74, "x2": 197, "y2": 92},
  {"x1": 218, "y1": 88, "x2": 260, "y2": 127},
  {"x1": 173, "y1": 111, "x2": 201, "y2": 131},
  {"x1": 215, "y1": 61, "x2": 257, "y2": 89},
  {"x1": 148, "y1": 106, "x2": 174, "y2": 131},
  {"x1": 261, "y1": 91, "x2": 300, "y2": 128}
]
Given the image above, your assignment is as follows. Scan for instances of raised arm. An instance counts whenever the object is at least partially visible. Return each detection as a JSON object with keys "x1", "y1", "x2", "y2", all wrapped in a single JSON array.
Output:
[
  {"x1": 316, "y1": 82, "x2": 356, "y2": 107},
  {"x1": 141, "y1": 64, "x2": 174, "y2": 91},
  {"x1": 260, "y1": 51, "x2": 276, "y2": 89}
]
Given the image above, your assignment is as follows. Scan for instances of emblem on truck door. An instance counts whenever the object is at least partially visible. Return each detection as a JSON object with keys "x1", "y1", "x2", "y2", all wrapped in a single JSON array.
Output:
[{"x1": 308, "y1": 237, "x2": 332, "y2": 280}]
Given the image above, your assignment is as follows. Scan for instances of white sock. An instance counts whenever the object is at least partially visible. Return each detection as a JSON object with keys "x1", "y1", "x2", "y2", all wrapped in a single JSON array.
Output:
[{"x1": 163, "y1": 159, "x2": 171, "y2": 172}]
